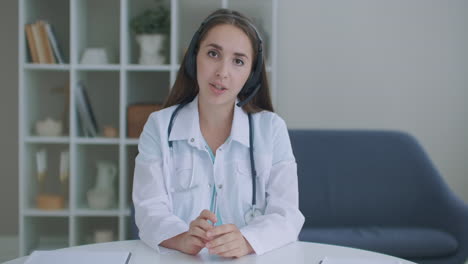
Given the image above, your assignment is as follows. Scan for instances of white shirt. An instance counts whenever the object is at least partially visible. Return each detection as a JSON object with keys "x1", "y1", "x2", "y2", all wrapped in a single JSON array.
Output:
[{"x1": 133, "y1": 96, "x2": 304, "y2": 255}]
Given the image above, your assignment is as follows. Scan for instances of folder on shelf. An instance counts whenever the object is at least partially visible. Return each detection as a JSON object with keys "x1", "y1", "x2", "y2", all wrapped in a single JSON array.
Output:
[
  {"x1": 75, "y1": 81, "x2": 99, "y2": 137},
  {"x1": 25, "y1": 250, "x2": 131, "y2": 264}
]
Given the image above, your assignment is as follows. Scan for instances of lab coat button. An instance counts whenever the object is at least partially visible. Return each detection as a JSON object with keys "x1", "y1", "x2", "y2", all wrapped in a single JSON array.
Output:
[
  {"x1": 217, "y1": 184, "x2": 223, "y2": 189},
  {"x1": 190, "y1": 138, "x2": 195, "y2": 143}
]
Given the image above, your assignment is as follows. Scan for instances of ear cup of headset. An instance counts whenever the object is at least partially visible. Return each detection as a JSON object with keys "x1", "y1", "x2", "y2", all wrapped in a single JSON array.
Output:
[{"x1": 239, "y1": 51, "x2": 263, "y2": 97}]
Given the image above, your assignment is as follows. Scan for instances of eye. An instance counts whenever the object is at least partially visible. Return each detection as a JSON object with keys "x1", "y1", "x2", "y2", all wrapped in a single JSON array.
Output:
[
  {"x1": 208, "y1": 50, "x2": 218, "y2": 58},
  {"x1": 234, "y1": 58, "x2": 244, "y2": 66}
]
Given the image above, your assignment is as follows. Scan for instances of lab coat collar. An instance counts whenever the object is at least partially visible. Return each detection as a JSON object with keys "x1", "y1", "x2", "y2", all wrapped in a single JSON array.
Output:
[
  {"x1": 168, "y1": 96, "x2": 204, "y2": 150},
  {"x1": 231, "y1": 99, "x2": 250, "y2": 148},
  {"x1": 168, "y1": 95, "x2": 250, "y2": 149}
]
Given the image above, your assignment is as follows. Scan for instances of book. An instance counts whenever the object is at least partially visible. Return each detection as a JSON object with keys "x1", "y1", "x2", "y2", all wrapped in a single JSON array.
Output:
[
  {"x1": 31, "y1": 22, "x2": 47, "y2": 63},
  {"x1": 44, "y1": 22, "x2": 65, "y2": 64},
  {"x1": 37, "y1": 20, "x2": 56, "y2": 64},
  {"x1": 75, "y1": 81, "x2": 99, "y2": 137},
  {"x1": 25, "y1": 23, "x2": 39, "y2": 63},
  {"x1": 24, "y1": 250, "x2": 131, "y2": 264}
]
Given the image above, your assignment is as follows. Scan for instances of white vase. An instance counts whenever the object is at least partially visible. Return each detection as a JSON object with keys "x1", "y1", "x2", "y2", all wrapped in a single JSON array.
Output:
[
  {"x1": 136, "y1": 34, "x2": 165, "y2": 65},
  {"x1": 87, "y1": 161, "x2": 117, "y2": 209}
]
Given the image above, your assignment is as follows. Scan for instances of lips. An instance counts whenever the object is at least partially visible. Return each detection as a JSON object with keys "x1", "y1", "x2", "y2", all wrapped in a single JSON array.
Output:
[
  {"x1": 209, "y1": 82, "x2": 227, "y2": 96},
  {"x1": 210, "y1": 82, "x2": 227, "y2": 90}
]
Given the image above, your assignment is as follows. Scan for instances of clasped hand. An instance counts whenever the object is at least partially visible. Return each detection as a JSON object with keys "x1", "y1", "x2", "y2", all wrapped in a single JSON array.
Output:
[{"x1": 180, "y1": 209, "x2": 254, "y2": 258}]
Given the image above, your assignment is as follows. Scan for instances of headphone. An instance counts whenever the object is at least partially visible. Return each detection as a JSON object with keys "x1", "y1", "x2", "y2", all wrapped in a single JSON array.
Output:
[{"x1": 184, "y1": 11, "x2": 264, "y2": 107}]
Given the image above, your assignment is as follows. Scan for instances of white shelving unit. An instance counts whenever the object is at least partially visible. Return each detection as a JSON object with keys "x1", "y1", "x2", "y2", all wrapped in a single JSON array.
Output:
[{"x1": 18, "y1": 0, "x2": 277, "y2": 256}]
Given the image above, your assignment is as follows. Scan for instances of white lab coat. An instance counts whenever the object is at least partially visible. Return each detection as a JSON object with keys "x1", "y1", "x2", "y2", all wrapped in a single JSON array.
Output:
[{"x1": 133, "y1": 96, "x2": 304, "y2": 255}]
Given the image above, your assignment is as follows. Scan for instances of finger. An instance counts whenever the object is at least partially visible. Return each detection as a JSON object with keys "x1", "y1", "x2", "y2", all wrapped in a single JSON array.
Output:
[
  {"x1": 206, "y1": 224, "x2": 236, "y2": 238},
  {"x1": 198, "y1": 209, "x2": 217, "y2": 223},
  {"x1": 191, "y1": 218, "x2": 214, "y2": 232},
  {"x1": 209, "y1": 240, "x2": 239, "y2": 255},
  {"x1": 211, "y1": 241, "x2": 241, "y2": 256},
  {"x1": 206, "y1": 232, "x2": 236, "y2": 249},
  {"x1": 189, "y1": 226, "x2": 211, "y2": 240},
  {"x1": 188, "y1": 235, "x2": 206, "y2": 248}
]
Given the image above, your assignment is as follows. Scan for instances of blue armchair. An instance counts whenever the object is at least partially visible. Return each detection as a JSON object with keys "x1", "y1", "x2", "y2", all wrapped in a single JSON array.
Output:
[{"x1": 289, "y1": 129, "x2": 468, "y2": 264}]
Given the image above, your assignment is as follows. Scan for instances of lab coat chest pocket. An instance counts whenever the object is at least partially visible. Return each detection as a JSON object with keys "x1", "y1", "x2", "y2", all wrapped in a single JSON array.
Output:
[
  {"x1": 169, "y1": 153, "x2": 201, "y2": 220},
  {"x1": 234, "y1": 157, "x2": 271, "y2": 212},
  {"x1": 170, "y1": 153, "x2": 198, "y2": 192}
]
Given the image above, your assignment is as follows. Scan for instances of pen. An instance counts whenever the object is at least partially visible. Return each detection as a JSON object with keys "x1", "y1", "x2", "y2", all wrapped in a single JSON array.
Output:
[
  {"x1": 212, "y1": 191, "x2": 218, "y2": 226},
  {"x1": 208, "y1": 186, "x2": 217, "y2": 226}
]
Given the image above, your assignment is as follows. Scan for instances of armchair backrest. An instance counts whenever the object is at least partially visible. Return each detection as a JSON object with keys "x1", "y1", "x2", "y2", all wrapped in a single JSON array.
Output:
[{"x1": 288, "y1": 130, "x2": 455, "y2": 228}]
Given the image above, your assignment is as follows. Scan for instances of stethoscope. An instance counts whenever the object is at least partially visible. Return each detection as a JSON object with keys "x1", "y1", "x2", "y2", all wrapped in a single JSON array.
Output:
[{"x1": 167, "y1": 100, "x2": 262, "y2": 224}]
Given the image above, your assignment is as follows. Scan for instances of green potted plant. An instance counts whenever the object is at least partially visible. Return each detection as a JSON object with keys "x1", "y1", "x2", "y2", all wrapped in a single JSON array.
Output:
[{"x1": 130, "y1": 0, "x2": 170, "y2": 65}]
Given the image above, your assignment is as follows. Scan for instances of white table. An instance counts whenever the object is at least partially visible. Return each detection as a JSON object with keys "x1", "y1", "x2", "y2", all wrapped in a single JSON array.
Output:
[{"x1": 4, "y1": 240, "x2": 416, "y2": 264}]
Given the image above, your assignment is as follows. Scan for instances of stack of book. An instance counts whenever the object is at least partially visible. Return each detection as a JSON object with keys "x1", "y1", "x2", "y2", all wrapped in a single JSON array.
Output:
[{"x1": 25, "y1": 20, "x2": 64, "y2": 64}]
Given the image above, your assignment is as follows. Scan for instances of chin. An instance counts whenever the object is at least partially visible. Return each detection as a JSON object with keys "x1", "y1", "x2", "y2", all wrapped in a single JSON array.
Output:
[
  {"x1": 206, "y1": 97, "x2": 235, "y2": 107},
  {"x1": 200, "y1": 90, "x2": 237, "y2": 107}
]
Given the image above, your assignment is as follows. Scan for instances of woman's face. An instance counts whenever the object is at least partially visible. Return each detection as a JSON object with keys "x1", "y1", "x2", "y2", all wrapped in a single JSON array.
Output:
[{"x1": 196, "y1": 24, "x2": 254, "y2": 108}]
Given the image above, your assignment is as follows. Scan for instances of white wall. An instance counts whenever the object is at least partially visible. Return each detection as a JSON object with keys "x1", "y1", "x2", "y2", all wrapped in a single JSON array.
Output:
[{"x1": 277, "y1": 0, "x2": 468, "y2": 201}]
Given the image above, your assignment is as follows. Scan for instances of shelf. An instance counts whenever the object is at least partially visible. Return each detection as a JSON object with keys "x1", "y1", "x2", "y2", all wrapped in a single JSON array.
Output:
[
  {"x1": 24, "y1": 64, "x2": 70, "y2": 71},
  {"x1": 75, "y1": 209, "x2": 127, "y2": 216},
  {"x1": 125, "y1": 139, "x2": 139, "y2": 145},
  {"x1": 19, "y1": 0, "x2": 277, "y2": 256},
  {"x1": 126, "y1": 71, "x2": 169, "y2": 106},
  {"x1": 74, "y1": 71, "x2": 120, "y2": 137},
  {"x1": 24, "y1": 144, "x2": 69, "y2": 210},
  {"x1": 23, "y1": 209, "x2": 70, "y2": 217},
  {"x1": 75, "y1": 64, "x2": 121, "y2": 71},
  {"x1": 25, "y1": 136, "x2": 70, "y2": 143},
  {"x1": 74, "y1": 0, "x2": 121, "y2": 64},
  {"x1": 23, "y1": 217, "x2": 69, "y2": 254},
  {"x1": 75, "y1": 138, "x2": 120, "y2": 145},
  {"x1": 23, "y1": 0, "x2": 70, "y2": 64},
  {"x1": 75, "y1": 216, "x2": 118, "y2": 245},
  {"x1": 125, "y1": 64, "x2": 172, "y2": 71},
  {"x1": 23, "y1": 70, "x2": 69, "y2": 137}
]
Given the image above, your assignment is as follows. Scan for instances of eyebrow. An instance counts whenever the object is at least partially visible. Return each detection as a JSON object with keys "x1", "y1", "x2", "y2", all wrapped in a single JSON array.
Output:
[{"x1": 205, "y1": 43, "x2": 249, "y2": 59}]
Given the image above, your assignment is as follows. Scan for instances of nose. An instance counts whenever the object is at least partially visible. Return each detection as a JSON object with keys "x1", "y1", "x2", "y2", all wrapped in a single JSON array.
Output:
[{"x1": 216, "y1": 60, "x2": 229, "y2": 79}]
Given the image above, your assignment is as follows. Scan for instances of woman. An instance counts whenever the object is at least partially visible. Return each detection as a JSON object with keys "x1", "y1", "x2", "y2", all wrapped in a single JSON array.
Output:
[{"x1": 133, "y1": 8, "x2": 304, "y2": 258}]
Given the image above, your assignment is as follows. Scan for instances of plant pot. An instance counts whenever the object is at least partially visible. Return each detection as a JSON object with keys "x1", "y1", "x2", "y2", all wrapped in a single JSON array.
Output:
[{"x1": 136, "y1": 34, "x2": 166, "y2": 65}]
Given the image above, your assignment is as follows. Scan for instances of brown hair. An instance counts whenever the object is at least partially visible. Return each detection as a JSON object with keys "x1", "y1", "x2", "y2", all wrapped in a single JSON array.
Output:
[{"x1": 162, "y1": 9, "x2": 274, "y2": 113}]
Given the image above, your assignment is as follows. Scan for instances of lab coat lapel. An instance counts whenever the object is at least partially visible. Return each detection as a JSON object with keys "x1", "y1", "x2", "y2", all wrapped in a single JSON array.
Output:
[
  {"x1": 230, "y1": 101, "x2": 250, "y2": 148},
  {"x1": 168, "y1": 96, "x2": 205, "y2": 151}
]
